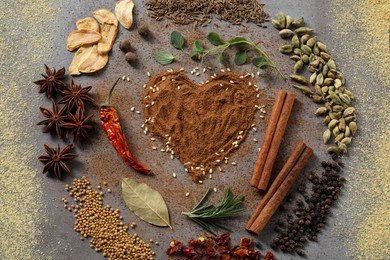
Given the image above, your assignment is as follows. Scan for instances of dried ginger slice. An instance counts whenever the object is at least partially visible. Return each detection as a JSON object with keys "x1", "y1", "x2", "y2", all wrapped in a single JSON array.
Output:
[
  {"x1": 93, "y1": 9, "x2": 118, "y2": 27},
  {"x1": 97, "y1": 23, "x2": 118, "y2": 55},
  {"x1": 76, "y1": 17, "x2": 100, "y2": 32},
  {"x1": 66, "y1": 29, "x2": 101, "y2": 51},
  {"x1": 69, "y1": 46, "x2": 96, "y2": 75},
  {"x1": 115, "y1": 0, "x2": 134, "y2": 29},
  {"x1": 78, "y1": 45, "x2": 108, "y2": 73}
]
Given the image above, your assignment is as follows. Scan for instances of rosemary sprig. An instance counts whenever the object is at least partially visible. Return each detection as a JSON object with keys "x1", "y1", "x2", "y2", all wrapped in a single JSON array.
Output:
[{"x1": 182, "y1": 187, "x2": 245, "y2": 235}]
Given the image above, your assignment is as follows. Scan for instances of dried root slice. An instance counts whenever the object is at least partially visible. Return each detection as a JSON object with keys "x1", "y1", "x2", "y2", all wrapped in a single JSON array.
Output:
[
  {"x1": 69, "y1": 46, "x2": 96, "y2": 75},
  {"x1": 66, "y1": 29, "x2": 101, "y2": 51},
  {"x1": 93, "y1": 9, "x2": 118, "y2": 27},
  {"x1": 76, "y1": 45, "x2": 108, "y2": 73},
  {"x1": 115, "y1": 0, "x2": 134, "y2": 29},
  {"x1": 97, "y1": 23, "x2": 118, "y2": 55},
  {"x1": 76, "y1": 17, "x2": 100, "y2": 32}
]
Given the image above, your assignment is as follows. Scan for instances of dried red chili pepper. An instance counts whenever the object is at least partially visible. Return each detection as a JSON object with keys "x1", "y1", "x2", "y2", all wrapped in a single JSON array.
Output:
[
  {"x1": 100, "y1": 78, "x2": 151, "y2": 175},
  {"x1": 264, "y1": 251, "x2": 274, "y2": 260}
]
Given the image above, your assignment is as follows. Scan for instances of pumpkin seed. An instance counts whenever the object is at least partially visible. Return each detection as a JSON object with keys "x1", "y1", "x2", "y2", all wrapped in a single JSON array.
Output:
[{"x1": 323, "y1": 129, "x2": 331, "y2": 144}]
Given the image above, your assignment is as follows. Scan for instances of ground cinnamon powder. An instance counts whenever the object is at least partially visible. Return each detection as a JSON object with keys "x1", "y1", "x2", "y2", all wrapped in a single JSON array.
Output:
[{"x1": 142, "y1": 69, "x2": 259, "y2": 181}]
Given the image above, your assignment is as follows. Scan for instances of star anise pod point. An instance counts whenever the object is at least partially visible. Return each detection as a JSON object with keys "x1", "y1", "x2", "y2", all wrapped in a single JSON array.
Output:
[
  {"x1": 34, "y1": 64, "x2": 67, "y2": 98},
  {"x1": 38, "y1": 144, "x2": 77, "y2": 179}
]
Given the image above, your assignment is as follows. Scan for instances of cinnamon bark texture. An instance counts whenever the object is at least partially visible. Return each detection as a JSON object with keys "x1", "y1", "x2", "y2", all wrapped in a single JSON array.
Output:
[
  {"x1": 251, "y1": 90, "x2": 296, "y2": 192},
  {"x1": 246, "y1": 141, "x2": 313, "y2": 235}
]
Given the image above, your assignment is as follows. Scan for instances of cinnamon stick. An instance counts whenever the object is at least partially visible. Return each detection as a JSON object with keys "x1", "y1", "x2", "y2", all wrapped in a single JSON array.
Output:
[
  {"x1": 246, "y1": 141, "x2": 306, "y2": 230},
  {"x1": 247, "y1": 145, "x2": 313, "y2": 235},
  {"x1": 250, "y1": 90, "x2": 287, "y2": 187},
  {"x1": 257, "y1": 92, "x2": 295, "y2": 191}
]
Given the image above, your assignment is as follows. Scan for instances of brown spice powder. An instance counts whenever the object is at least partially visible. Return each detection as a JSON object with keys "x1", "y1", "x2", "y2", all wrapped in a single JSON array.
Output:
[{"x1": 142, "y1": 70, "x2": 259, "y2": 181}]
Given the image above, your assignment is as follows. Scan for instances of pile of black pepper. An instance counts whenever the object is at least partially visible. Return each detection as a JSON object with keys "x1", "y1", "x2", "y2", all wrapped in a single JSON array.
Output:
[{"x1": 271, "y1": 159, "x2": 345, "y2": 256}]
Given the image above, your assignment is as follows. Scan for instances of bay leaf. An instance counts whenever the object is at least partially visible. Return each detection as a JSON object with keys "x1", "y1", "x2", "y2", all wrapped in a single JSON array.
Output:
[{"x1": 122, "y1": 178, "x2": 172, "y2": 228}]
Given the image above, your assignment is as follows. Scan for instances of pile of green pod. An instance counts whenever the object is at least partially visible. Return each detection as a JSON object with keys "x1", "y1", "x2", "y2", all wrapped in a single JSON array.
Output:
[{"x1": 272, "y1": 12, "x2": 357, "y2": 155}]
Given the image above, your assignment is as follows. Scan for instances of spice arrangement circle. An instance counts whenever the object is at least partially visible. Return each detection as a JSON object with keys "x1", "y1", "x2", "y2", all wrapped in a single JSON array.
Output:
[{"x1": 3, "y1": 0, "x2": 387, "y2": 259}]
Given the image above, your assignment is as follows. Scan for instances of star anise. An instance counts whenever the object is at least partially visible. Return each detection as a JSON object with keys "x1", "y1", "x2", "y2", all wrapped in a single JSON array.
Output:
[
  {"x1": 62, "y1": 108, "x2": 94, "y2": 142},
  {"x1": 34, "y1": 64, "x2": 67, "y2": 98},
  {"x1": 38, "y1": 144, "x2": 77, "y2": 178},
  {"x1": 59, "y1": 79, "x2": 94, "y2": 111},
  {"x1": 37, "y1": 98, "x2": 68, "y2": 138}
]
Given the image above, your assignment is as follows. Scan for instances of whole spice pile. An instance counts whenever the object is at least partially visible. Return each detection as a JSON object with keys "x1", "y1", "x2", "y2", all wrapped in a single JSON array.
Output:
[
  {"x1": 142, "y1": 69, "x2": 260, "y2": 181},
  {"x1": 270, "y1": 160, "x2": 345, "y2": 255},
  {"x1": 146, "y1": 0, "x2": 269, "y2": 27},
  {"x1": 166, "y1": 232, "x2": 274, "y2": 259},
  {"x1": 64, "y1": 176, "x2": 155, "y2": 259},
  {"x1": 273, "y1": 13, "x2": 357, "y2": 155}
]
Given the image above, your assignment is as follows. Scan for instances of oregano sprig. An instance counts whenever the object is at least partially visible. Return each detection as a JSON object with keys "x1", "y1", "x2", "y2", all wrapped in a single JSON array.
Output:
[
  {"x1": 182, "y1": 187, "x2": 245, "y2": 235},
  {"x1": 154, "y1": 31, "x2": 185, "y2": 65},
  {"x1": 191, "y1": 32, "x2": 285, "y2": 79}
]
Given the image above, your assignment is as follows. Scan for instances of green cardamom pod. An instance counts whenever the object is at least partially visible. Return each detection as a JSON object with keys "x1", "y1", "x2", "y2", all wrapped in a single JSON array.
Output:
[
  {"x1": 314, "y1": 84, "x2": 323, "y2": 96},
  {"x1": 279, "y1": 29, "x2": 295, "y2": 38},
  {"x1": 321, "y1": 52, "x2": 332, "y2": 61},
  {"x1": 339, "y1": 93, "x2": 351, "y2": 104},
  {"x1": 339, "y1": 117, "x2": 346, "y2": 132},
  {"x1": 293, "y1": 84, "x2": 313, "y2": 95},
  {"x1": 311, "y1": 59, "x2": 320, "y2": 68},
  {"x1": 295, "y1": 27, "x2": 314, "y2": 36},
  {"x1": 335, "y1": 133, "x2": 345, "y2": 144},
  {"x1": 341, "y1": 137, "x2": 352, "y2": 145},
  {"x1": 317, "y1": 41, "x2": 328, "y2": 53},
  {"x1": 328, "y1": 119, "x2": 339, "y2": 129},
  {"x1": 312, "y1": 94, "x2": 324, "y2": 103},
  {"x1": 334, "y1": 78, "x2": 342, "y2": 88},
  {"x1": 327, "y1": 59, "x2": 337, "y2": 70},
  {"x1": 272, "y1": 19, "x2": 283, "y2": 30},
  {"x1": 345, "y1": 126, "x2": 351, "y2": 137},
  {"x1": 290, "y1": 74, "x2": 309, "y2": 85},
  {"x1": 323, "y1": 115, "x2": 331, "y2": 124},
  {"x1": 333, "y1": 126, "x2": 340, "y2": 136},
  {"x1": 343, "y1": 107, "x2": 355, "y2": 117},
  {"x1": 332, "y1": 105, "x2": 344, "y2": 112},
  {"x1": 323, "y1": 129, "x2": 331, "y2": 144},
  {"x1": 294, "y1": 60, "x2": 304, "y2": 73},
  {"x1": 322, "y1": 64, "x2": 329, "y2": 77},
  {"x1": 329, "y1": 86, "x2": 335, "y2": 92},
  {"x1": 329, "y1": 90, "x2": 342, "y2": 105},
  {"x1": 325, "y1": 102, "x2": 332, "y2": 111},
  {"x1": 338, "y1": 142, "x2": 348, "y2": 154},
  {"x1": 294, "y1": 48, "x2": 303, "y2": 55},
  {"x1": 292, "y1": 17, "x2": 304, "y2": 27},
  {"x1": 301, "y1": 34, "x2": 310, "y2": 44},
  {"x1": 323, "y1": 78, "x2": 334, "y2": 86},
  {"x1": 278, "y1": 12, "x2": 286, "y2": 28},
  {"x1": 327, "y1": 146, "x2": 339, "y2": 154},
  {"x1": 313, "y1": 44, "x2": 320, "y2": 56},
  {"x1": 329, "y1": 112, "x2": 342, "y2": 120},
  {"x1": 327, "y1": 70, "x2": 336, "y2": 79},
  {"x1": 301, "y1": 45, "x2": 312, "y2": 55},
  {"x1": 315, "y1": 107, "x2": 328, "y2": 116},
  {"x1": 308, "y1": 65, "x2": 318, "y2": 73},
  {"x1": 286, "y1": 15, "x2": 294, "y2": 29},
  {"x1": 345, "y1": 115, "x2": 356, "y2": 123},
  {"x1": 344, "y1": 89, "x2": 354, "y2": 98},
  {"x1": 302, "y1": 54, "x2": 309, "y2": 64},
  {"x1": 321, "y1": 86, "x2": 329, "y2": 95},
  {"x1": 309, "y1": 72, "x2": 317, "y2": 84},
  {"x1": 291, "y1": 35, "x2": 300, "y2": 48},
  {"x1": 290, "y1": 55, "x2": 301, "y2": 62},
  {"x1": 306, "y1": 37, "x2": 316, "y2": 48},
  {"x1": 279, "y1": 44, "x2": 293, "y2": 54},
  {"x1": 316, "y1": 73, "x2": 324, "y2": 86},
  {"x1": 349, "y1": 122, "x2": 357, "y2": 136}
]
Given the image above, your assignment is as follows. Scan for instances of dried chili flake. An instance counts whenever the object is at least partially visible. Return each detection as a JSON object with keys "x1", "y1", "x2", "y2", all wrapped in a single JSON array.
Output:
[
  {"x1": 264, "y1": 251, "x2": 274, "y2": 260},
  {"x1": 240, "y1": 237, "x2": 253, "y2": 247},
  {"x1": 166, "y1": 240, "x2": 183, "y2": 255}
]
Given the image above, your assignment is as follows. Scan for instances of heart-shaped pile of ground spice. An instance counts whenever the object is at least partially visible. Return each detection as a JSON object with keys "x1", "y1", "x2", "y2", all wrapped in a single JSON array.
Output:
[{"x1": 142, "y1": 70, "x2": 259, "y2": 181}]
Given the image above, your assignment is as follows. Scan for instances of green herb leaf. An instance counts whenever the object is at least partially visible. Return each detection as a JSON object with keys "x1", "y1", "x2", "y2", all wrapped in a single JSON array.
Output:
[
  {"x1": 171, "y1": 31, "x2": 185, "y2": 50},
  {"x1": 234, "y1": 50, "x2": 248, "y2": 65},
  {"x1": 182, "y1": 187, "x2": 244, "y2": 235},
  {"x1": 207, "y1": 32, "x2": 224, "y2": 46},
  {"x1": 154, "y1": 50, "x2": 175, "y2": 65},
  {"x1": 253, "y1": 57, "x2": 273, "y2": 69},
  {"x1": 122, "y1": 178, "x2": 172, "y2": 228},
  {"x1": 193, "y1": 39, "x2": 204, "y2": 51},
  {"x1": 218, "y1": 52, "x2": 224, "y2": 62},
  {"x1": 228, "y1": 36, "x2": 248, "y2": 45}
]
